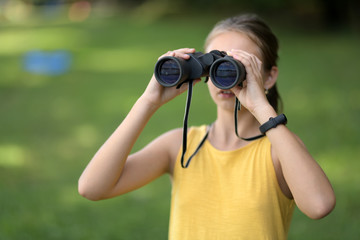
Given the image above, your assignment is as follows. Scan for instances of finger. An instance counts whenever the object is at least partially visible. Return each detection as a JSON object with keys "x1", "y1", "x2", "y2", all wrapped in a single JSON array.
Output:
[
  {"x1": 177, "y1": 48, "x2": 196, "y2": 53},
  {"x1": 173, "y1": 48, "x2": 196, "y2": 59},
  {"x1": 255, "y1": 57, "x2": 262, "y2": 71},
  {"x1": 230, "y1": 49, "x2": 262, "y2": 69},
  {"x1": 193, "y1": 78, "x2": 202, "y2": 84},
  {"x1": 242, "y1": 79, "x2": 247, "y2": 88},
  {"x1": 230, "y1": 85, "x2": 242, "y2": 96},
  {"x1": 175, "y1": 52, "x2": 191, "y2": 59},
  {"x1": 158, "y1": 48, "x2": 196, "y2": 60},
  {"x1": 231, "y1": 52, "x2": 254, "y2": 74},
  {"x1": 158, "y1": 50, "x2": 175, "y2": 59},
  {"x1": 230, "y1": 50, "x2": 262, "y2": 78}
]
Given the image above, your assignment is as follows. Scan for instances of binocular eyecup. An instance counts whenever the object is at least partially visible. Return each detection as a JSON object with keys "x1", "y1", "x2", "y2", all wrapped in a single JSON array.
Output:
[{"x1": 154, "y1": 50, "x2": 246, "y2": 89}]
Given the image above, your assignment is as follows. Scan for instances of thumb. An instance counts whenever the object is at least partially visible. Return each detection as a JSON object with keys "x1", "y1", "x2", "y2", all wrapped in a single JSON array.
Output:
[{"x1": 231, "y1": 85, "x2": 242, "y2": 96}]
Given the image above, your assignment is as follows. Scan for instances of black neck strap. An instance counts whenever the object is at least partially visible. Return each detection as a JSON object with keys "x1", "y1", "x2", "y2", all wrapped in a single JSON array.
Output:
[
  {"x1": 180, "y1": 80, "x2": 193, "y2": 168},
  {"x1": 180, "y1": 82, "x2": 264, "y2": 168},
  {"x1": 181, "y1": 80, "x2": 209, "y2": 168},
  {"x1": 234, "y1": 98, "x2": 265, "y2": 141}
]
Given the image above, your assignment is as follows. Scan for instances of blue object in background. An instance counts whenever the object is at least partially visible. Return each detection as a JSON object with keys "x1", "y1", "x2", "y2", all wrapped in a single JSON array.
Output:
[{"x1": 23, "y1": 50, "x2": 72, "y2": 75}]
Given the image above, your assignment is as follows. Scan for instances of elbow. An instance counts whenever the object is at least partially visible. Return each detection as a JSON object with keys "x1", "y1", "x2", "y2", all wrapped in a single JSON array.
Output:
[
  {"x1": 78, "y1": 188, "x2": 101, "y2": 202},
  {"x1": 306, "y1": 194, "x2": 336, "y2": 220},
  {"x1": 78, "y1": 180, "x2": 104, "y2": 201}
]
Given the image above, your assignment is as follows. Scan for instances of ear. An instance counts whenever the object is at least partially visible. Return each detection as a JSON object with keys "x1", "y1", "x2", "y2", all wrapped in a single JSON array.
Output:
[{"x1": 264, "y1": 66, "x2": 278, "y2": 90}]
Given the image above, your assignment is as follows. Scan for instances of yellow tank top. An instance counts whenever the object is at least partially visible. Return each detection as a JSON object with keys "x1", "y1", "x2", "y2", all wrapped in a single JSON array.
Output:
[{"x1": 169, "y1": 125, "x2": 295, "y2": 240}]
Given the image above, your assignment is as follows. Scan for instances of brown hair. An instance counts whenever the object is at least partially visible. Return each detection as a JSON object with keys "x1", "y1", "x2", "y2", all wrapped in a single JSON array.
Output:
[{"x1": 205, "y1": 14, "x2": 283, "y2": 113}]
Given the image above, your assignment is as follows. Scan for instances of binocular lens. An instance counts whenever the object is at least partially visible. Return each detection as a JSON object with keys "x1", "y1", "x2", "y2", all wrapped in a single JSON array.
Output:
[
  {"x1": 158, "y1": 59, "x2": 180, "y2": 85},
  {"x1": 212, "y1": 61, "x2": 238, "y2": 88},
  {"x1": 154, "y1": 51, "x2": 245, "y2": 89}
]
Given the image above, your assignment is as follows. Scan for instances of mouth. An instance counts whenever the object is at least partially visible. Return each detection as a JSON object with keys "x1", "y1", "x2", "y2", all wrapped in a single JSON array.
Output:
[{"x1": 218, "y1": 90, "x2": 235, "y2": 98}]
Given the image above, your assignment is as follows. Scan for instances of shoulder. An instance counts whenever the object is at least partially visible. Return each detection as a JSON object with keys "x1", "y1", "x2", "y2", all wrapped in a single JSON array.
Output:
[
  {"x1": 152, "y1": 127, "x2": 183, "y2": 155},
  {"x1": 157, "y1": 125, "x2": 206, "y2": 175},
  {"x1": 150, "y1": 128, "x2": 182, "y2": 175},
  {"x1": 155, "y1": 127, "x2": 183, "y2": 147}
]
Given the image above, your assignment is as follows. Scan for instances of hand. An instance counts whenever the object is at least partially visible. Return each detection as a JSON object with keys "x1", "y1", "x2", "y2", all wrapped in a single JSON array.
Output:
[
  {"x1": 227, "y1": 49, "x2": 271, "y2": 115},
  {"x1": 142, "y1": 48, "x2": 201, "y2": 108}
]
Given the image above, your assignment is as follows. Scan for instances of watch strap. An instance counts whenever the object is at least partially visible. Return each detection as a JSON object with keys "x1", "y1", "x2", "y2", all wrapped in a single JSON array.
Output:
[{"x1": 259, "y1": 114, "x2": 287, "y2": 134}]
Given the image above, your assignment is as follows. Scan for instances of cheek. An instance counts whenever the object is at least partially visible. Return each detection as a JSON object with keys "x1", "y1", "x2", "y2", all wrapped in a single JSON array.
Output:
[{"x1": 207, "y1": 81, "x2": 217, "y2": 99}]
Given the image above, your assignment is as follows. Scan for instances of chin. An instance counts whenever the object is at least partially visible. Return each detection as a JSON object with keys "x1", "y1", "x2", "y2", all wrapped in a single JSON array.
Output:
[{"x1": 216, "y1": 100, "x2": 236, "y2": 112}]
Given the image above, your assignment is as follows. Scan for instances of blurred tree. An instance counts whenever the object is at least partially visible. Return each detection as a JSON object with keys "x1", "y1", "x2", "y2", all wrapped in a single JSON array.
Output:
[
  {"x1": 18, "y1": 0, "x2": 359, "y2": 30},
  {"x1": 288, "y1": 0, "x2": 359, "y2": 30},
  {"x1": 320, "y1": 0, "x2": 349, "y2": 29},
  {"x1": 118, "y1": 0, "x2": 360, "y2": 30},
  {"x1": 320, "y1": 0, "x2": 360, "y2": 30}
]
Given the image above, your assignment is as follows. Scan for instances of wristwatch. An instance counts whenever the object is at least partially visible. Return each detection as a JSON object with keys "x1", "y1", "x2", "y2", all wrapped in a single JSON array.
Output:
[{"x1": 259, "y1": 114, "x2": 287, "y2": 134}]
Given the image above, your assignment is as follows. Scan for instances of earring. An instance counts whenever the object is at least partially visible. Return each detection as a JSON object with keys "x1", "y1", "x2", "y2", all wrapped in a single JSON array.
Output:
[{"x1": 265, "y1": 88, "x2": 269, "y2": 95}]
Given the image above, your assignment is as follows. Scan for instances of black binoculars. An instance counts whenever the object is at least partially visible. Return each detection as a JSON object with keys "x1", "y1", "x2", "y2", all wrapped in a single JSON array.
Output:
[{"x1": 154, "y1": 50, "x2": 246, "y2": 89}]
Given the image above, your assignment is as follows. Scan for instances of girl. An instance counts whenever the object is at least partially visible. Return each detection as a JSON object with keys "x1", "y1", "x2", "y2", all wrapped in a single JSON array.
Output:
[{"x1": 79, "y1": 14, "x2": 335, "y2": 239}]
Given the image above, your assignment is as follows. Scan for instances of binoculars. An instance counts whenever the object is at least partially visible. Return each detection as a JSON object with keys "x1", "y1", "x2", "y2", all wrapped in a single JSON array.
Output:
[{"x1": 154, "y1": 50, "x2": 246, "y2": 89}]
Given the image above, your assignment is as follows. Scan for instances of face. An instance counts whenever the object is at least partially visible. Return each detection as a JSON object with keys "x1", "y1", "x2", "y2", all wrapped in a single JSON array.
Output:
[{"x1": 205, "y1": 31, "x2": 264, "y2": 111}]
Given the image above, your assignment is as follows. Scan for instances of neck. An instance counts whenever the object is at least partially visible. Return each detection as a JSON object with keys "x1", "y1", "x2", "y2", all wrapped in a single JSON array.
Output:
[{"x1": 208, "y1": 107, "x2": 262, "y2": 150}]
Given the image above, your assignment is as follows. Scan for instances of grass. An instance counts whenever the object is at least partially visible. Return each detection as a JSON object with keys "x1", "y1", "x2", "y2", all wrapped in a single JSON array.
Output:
[{"x1": 0, "y1": 12, "x2": 359, "y2": 239}]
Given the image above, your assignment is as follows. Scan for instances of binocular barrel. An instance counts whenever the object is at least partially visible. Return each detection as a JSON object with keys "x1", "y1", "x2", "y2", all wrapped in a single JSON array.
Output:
[{"x1": 154, "y1": 51, "x2": 246, "y2": 89}]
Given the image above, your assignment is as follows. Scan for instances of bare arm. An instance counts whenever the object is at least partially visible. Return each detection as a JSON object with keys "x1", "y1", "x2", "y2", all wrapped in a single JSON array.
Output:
[
  {"x1": 256, "y1": 107, "x2": 336, "y2": 219},
  {"x1": 229, "y1": 49, "x2": 336, "y2": 219},
  {"x1": 78, "y1": 96, "x2": 165, "y2": 201},
  {"x1": 78, "y1": 48, "x2": 197, "y2": 201}
]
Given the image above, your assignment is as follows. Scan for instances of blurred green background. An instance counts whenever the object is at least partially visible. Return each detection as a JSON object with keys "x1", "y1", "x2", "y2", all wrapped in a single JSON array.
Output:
[{"x1": 0, "y1": 0, "x2": 359, "y2": 239}]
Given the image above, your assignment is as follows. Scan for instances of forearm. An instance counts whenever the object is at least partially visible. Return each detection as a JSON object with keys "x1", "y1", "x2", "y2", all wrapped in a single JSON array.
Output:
[
  {"x1": 78, "y1": 48, "x2": 200, "y2": 200},
  {"x1": 255, "y1": 106, "x2": 336, "y2": 219},
  {"x1": 78, "y1": 95, "x2": 160, "y2": 200}
]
